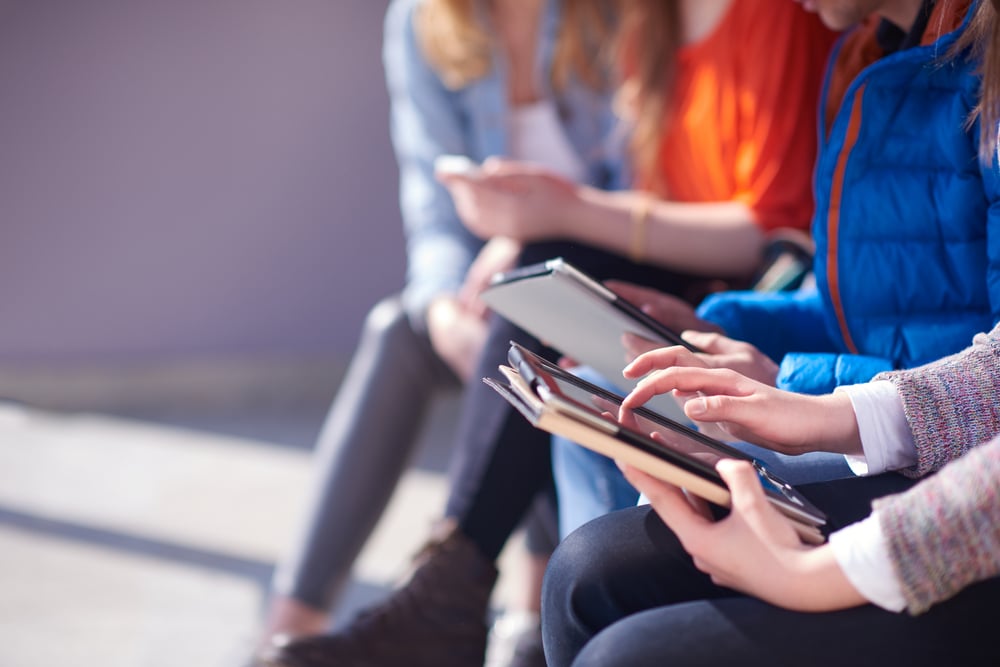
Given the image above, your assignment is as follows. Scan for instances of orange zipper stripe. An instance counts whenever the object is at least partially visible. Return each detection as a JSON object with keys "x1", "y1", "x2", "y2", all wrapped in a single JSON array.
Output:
[{"x1": 826, "y1": 83, "x2": 865, "y2": 355}]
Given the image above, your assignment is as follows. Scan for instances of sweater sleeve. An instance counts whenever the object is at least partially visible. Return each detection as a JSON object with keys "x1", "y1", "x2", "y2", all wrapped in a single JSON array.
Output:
[
  {"x1": 873, "y1": 437, "x2": 1000, "y2": 615},
  {"x1": 876, "y1": 325, "x2": 1000, "y2": 477}
]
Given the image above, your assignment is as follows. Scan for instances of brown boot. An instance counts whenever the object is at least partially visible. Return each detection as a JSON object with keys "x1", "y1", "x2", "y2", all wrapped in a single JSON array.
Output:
[{"x1": 261, "y1": 524, "x2": 497, "y2": 667}]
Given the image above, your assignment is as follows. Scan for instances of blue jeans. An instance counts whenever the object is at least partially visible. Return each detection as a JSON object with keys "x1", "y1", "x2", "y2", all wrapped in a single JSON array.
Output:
[{"x1": 552, "y1": 367, "x2": 854, "y2": 539}]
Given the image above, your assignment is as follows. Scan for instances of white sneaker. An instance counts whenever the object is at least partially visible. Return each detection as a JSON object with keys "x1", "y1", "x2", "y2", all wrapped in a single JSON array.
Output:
[{"x1": 485, "y1": 609, "x2": 545, "y2": 667}]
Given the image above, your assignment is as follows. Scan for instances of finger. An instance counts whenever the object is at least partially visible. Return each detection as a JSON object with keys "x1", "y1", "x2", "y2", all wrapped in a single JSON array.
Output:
[
  {"x1": 622, "y1": 332, "x2": 664, "y2": 363},
  {"x1": 682, "y1": 393, "x2": 763, "y2": 426},
  {"x1": 556, "y1": 356, "x2": 580, "y2": 369},
  {"x1": 682, "y1": 488, "x2": 714, "y2": 520},
  {"x1": 717, "y1": 459, "x2": 804, "y2": 548},
  {"x1": 689, "y1": 418, "x2": 737, "y2": 442},
  {"x1": 692, "y1": 556, "x2": 718, "y2": 577},
  {"x1": 622, "y1": 345, "x2": 703, "y2": 379},
  {"x1": 616, "y1": 406, "x2": 641, "y2": 431},
  {"x1": 434, "y1": 171, "x2": 461, "y2": 184},
  {"x1": 480, "y1": 156, "x2": 510, "y2": 174},
  {"x1": 679, "y1": 330, "x2": 734, "y2": 354},
  {"x1": 621, "y1": 464, "x2": 713, "y2": 538},
  {"x1": 622, "y1": 367, "x2": 749, "y2": 410},
  {"x1": 716, "y1": 460, "x2": 776, "y2": 532},
  {"x1": 603, "y1": 280, "x2": 656, "y2": 304},
  {"x1": 679, "y1": 330, "x2": 722, "y2": 352},
  {"x1": 462, "y1": 294, "x2": 489, "y2": 320}
]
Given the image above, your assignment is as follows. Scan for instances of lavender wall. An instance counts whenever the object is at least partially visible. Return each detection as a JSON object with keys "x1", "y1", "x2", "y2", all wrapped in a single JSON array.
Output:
[{"x1": 0, "y1": 0, "x2": 402, "y2": 363}]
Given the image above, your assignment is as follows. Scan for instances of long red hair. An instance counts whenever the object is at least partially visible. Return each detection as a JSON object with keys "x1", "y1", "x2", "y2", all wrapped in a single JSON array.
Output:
[{"x1": 613, "y1": 0, "x2": 682, "y2": 191}]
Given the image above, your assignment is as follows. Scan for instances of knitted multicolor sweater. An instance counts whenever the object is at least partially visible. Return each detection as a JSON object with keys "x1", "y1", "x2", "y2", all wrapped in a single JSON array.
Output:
[{"x1": 874, "y1": 325, "x2": 1000, "y2": 614}]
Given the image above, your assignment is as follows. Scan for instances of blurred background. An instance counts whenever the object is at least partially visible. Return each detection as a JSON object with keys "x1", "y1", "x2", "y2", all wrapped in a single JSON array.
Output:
[{"x1": 0, "y1": 1, "x2": 504, "y2": 665}]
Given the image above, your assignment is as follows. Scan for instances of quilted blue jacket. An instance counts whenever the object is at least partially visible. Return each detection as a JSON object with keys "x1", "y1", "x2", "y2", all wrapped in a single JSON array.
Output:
[
  {"x1": 383, "y1": 0, "x2": 619, "y2": 330},
  {"x1": 699, "y1": 4, "x2": 1000, "y2": 394}
]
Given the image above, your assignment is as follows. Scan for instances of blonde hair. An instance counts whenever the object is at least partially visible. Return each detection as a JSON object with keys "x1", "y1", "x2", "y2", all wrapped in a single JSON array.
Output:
[
  {"x1": 415, "y1": 0, "x2": 613, "y2": 91},
  {"x1": 613, "y1": 0, "x2": 681, "y2": 193}
]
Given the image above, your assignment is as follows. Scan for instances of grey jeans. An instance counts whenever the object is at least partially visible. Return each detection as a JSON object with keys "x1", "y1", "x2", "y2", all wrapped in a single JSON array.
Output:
[{"x1": 270, "y1": 294, "x2": 555, "y2": 610}]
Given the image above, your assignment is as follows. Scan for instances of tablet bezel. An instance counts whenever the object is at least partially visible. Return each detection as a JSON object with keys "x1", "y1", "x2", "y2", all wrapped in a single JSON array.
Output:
[
  {"x1": 506, "y1": 342, "x2": 827, "y2": 528},
  {"x1": 489, "y1": 258, "x2": 699, "y2": 352}
]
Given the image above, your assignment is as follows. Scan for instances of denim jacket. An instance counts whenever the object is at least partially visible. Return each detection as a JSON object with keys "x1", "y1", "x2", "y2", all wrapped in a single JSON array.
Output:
[{"x1": 383, "y1": 0, "x2": 620, "y2": 330}]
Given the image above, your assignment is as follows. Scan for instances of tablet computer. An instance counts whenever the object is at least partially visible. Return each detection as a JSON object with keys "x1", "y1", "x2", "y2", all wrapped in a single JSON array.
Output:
[
  {"x1": 480, "y1": 258, "x2": 696, "y2": 422},
  {"x1": 485, "y1": 341, "x2": 827, "y2": 544}
]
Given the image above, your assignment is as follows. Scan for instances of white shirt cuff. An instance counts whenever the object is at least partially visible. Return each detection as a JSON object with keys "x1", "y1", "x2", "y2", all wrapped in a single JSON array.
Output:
[
  {"x1": 828, "y1": 512, "x2": 907, "y2": 613},
  {"x1": 835, "y1": 381, "x2": 917, "y2": 475}
]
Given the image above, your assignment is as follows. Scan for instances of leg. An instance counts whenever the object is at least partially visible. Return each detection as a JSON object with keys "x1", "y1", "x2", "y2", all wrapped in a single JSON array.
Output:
[
  {"x1": 543, "y1": 505, "x2": 727, "y2": 667},
  {"x1": 267, "y1": 296, "x2": 457, "y2": 630},
  {"x1": 519, "y1": 488, "x2": 559, "y2": 614},
  {"x1": 482, "y1": 492, "x2": 559, "y2": 667},
  {"x1": 554, "y1": 439, "x2": 640, "y2": 539},
  {"x1": 268, "y1": 242, "x2": 710, "y2": 667},
  {"x1": 543, "y1": 473, "x2": 917, "y2": 666},
  {"x1": 549, "y1": 366, "x2": 640, "y2": 539},
  {"x1": 735, "y1": 443, "x2": 853, "y2": 485},
  {"x1": 571, "y1": 583, "x2": 1000, "y2": 667},
  {"x1": 445, "y1": 310, "x2": 556, "y2": 560},
  {"x1": 446, "y1": 240, "x2": 711, "y2": 558}
]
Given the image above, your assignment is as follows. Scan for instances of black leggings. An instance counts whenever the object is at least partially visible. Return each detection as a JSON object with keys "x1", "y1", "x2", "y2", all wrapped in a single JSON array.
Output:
[
  {"x1": 542, "y1": 473, "x2": 1000, "y2": 667},
  {"x1": 443, "y1": 240, "x2": 712, "y2": 561}
]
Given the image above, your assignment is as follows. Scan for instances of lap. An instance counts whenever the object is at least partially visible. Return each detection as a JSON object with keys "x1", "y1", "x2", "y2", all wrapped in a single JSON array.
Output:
[
  {"x1": 574, "y1": 583, "x2": 1000, "y2": 667},
  {"x1": 545, "y1": 474, "x2": 946, "y2": 666}
]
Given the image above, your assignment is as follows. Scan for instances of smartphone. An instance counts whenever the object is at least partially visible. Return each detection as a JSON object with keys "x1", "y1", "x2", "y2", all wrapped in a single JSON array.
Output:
[{"x1": 434, "y1": 154, "x2": 480, "y2": 176}]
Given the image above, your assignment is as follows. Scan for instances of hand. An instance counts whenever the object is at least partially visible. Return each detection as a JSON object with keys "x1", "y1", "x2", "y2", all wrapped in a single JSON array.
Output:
[
  {"x1": 620, "y1": 459, "x2": 866, "y2": 612},
  {"x1": 624, "y1": 331, "x2": 780, "y2": 386},
  {"x1": 620, "y1": 363, "x2": 861, "y2": 456},
  {"x1": 556, "y1": 356, "x2": 580, "y2": 370},
  {"x1": 604, "y1": 281, "x2": 720, "y2": 337},
  {"x1": 437, "y1": 158, "x2": 580, "y2": 241},
  {"x1": 426, "y1": 295, "x2": 489, "y2": 383},
  {"x1": 459, "y1": 236, "x2": 522, "y2": 318}
]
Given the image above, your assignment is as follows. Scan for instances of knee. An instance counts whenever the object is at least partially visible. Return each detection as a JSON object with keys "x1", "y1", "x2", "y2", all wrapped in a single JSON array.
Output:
[
  {"x1": 544, "y1": 513, "x2": 624, "y2": 622},
  {"x1": 362, "y1": 295, "x2": 413, "y2": 344},
  {"x1": 543, "y1": 513, "x2": 629, "y2": 665}
]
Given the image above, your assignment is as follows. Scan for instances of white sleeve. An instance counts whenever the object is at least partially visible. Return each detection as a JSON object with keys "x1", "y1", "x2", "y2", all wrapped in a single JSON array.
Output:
[
  {"x1": 834, "y1": 381, "x2": 917, "y2": 476},
  {"x1": 828, "y1": 512, "x2": 906, "y2": 612}
]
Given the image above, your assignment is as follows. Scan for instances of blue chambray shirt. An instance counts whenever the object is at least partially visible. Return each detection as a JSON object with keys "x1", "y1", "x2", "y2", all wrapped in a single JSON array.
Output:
[{"x1": 383, "y1": 0, "x2": 622, "y2": 331}]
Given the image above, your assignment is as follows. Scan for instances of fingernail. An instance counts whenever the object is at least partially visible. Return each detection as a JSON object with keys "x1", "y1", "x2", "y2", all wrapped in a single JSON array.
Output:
[{"x1": 686, "y1": 397, "x2": 707, "y2": 417}]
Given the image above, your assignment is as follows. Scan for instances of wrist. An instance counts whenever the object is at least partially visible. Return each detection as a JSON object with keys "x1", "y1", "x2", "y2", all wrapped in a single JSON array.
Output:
[
  {"x1": 549, "y1": 184, "x2": 590, "y2": 237},
  {"x1": 787, "y1": 545, "x2": 866, "y2": 612},
  {"x1": 628, "y1": 193, "x2": 653, "y2": 264},
  {"x1": 569, "y1": 185, "x2": 623, "y2": 241},
  {"x1": 812, "y1": 393, "x2": 863, "y2": 456}
]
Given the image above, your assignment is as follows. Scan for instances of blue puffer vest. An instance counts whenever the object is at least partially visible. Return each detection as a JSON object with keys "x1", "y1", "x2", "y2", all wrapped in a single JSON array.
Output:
[{"x1": 699, "y1": 3, "x2": 1000, "y2": 394}]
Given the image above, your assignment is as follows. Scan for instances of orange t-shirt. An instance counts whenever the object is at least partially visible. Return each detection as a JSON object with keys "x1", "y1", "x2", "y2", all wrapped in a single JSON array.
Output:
[{"x1": 647, "y1": 1, "x2": 837, "y2": 233}]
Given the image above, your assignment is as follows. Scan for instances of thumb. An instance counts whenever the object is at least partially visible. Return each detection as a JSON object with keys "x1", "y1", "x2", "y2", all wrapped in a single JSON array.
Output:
[
  {"x1": 683, "y1": 393, "x2": 747, "y2": 423},
  {"x1": 716, "y1": 459, "x2": 769, "y2": 524},
  {"x1": 680, "y1": 330, "x2": 731, "y2": 354}
]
